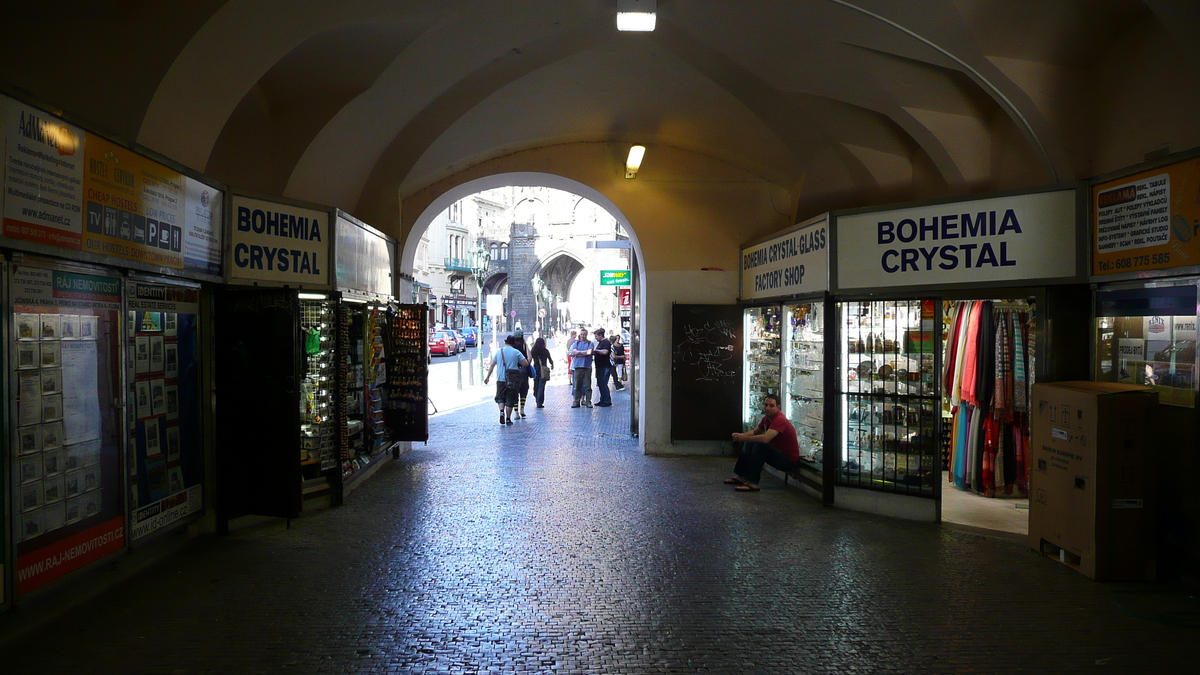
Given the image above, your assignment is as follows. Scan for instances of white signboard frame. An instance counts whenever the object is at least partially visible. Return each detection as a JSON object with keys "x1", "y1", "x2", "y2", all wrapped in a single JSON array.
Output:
[
  {"x1": 739, "y1": 215, "x2": 829, "y2": 301},
  {"x1": 835, "y1": 188, "x2": 1082, "y2": 292},
  {"x1": 226, "y1": 194, "x2": 332, "y2": 288}
]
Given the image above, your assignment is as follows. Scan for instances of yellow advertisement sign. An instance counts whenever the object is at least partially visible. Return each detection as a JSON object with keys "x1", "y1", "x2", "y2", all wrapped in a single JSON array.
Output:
[
  {"x1": 82, "y1": 134, "x2": 186, "y2": 269},
  {"x1": 1093, "y1": 156, "x2": 1200, "y2": 275}
]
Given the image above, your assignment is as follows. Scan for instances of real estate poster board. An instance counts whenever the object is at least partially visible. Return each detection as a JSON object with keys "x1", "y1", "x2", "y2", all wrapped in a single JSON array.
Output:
[
  {"x1": 126, "y1": 280, "x2": 204, "y2": 541},
  {"x1": 1092, "y1": 155, "x2": 1200, "y2": 276},
  {"x1": 9, "y1": 262, "x2": 124, "y2": 595}
]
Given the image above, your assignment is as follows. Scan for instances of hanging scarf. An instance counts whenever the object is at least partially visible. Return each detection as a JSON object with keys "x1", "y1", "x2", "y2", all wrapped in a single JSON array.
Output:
[
  {"x1": 951, "y1": 301, "x2": 973, "y2": 406},
  {"x1": 960, "y1": 302, "x2": 984, "y2": 406},
  {"x1": 1012, "y1": 311, "x2": 1028, "y2": 413},
  {"x1": 943, "y1": 302, "x2": 964, "y2": 395},
  {"x1": 993, "y1": 309, "x2": 1012, "y2": 421}
]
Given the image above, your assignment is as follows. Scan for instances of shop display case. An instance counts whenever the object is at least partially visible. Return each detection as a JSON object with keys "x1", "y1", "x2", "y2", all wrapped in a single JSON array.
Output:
[
  {"x1": 1094, "y1": 281, "x2": 1197, "y2": 408},
  {"x1": 342, "y1": 302, "x2": 395, "y2": 483},
  {"x1": 385, "y1": 304, "x2": 429, "y2": 442},
  {"x1": 782, "y1": 301, "x2": 824, "y2": 468},
  {"x1": 743, "y1": 305, "x2": 782, "y2": 427},
  {"x1": 838, "y1": 299, "x2": 940, "y2": 495}
]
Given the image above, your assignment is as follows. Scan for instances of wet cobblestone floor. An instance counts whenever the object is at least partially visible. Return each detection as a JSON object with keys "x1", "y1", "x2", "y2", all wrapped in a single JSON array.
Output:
[{"x1": 1, "y1": 381, "x2": 1196, "y2": 673}]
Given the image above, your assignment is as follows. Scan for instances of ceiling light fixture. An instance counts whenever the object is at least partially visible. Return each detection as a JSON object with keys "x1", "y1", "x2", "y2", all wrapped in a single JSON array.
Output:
[
  {"x1": 625, "y1": 145, "x2": 646, "y2": 179},
  {"x1": 617, "y1": 0, "x2": 656, "y2": 31}
]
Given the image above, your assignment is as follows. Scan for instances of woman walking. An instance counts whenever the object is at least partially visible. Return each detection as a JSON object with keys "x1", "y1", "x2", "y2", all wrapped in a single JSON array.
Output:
[
  {"x1": 530, "y1": 337, "x2": 555, "y2": 408},
  {"x1": 510, "y1": 329, "x2": 532, "y2": 418}
]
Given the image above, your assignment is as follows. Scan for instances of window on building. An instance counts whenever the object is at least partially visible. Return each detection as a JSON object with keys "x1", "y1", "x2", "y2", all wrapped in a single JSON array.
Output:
[
  {"x1": 500, "y1": 244, "x2": 509, "y2": 260},
  {"x1": 450, "y1": 275, "x2": 464, "y2": 294}
]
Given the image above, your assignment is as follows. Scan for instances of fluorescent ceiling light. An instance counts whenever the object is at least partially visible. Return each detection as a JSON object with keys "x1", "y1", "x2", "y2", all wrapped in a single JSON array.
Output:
[
  {"x1": 617, "y1": 0, "x2": 656, "y2": 31},
  {"x1": 617, "y1": 12, "x2": 656, "y2": 31},
  {"x1": 342, "y1": 296, "x2": 369, "y2": 304},
  {"x1": 298, "y1": 292, "x2": 328, "y2": 300},
  {"x1": 625, "y1": 145, "x2": 646, "y2": 178}
]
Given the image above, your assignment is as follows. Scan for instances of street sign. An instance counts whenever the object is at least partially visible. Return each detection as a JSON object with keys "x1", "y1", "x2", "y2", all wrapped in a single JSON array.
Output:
[
  {"x1": 486, "y1": 294, "x2": 504, "y2": 316},
  {"x1": 618, "y1": 287, "x2": 631, "y2": 307},
  {"x1": 509, "y1": 310, "x2": 517, "y2": 318},
  {"x1": 600, "y1": 270, "x2": 631, "y2": 286},
  {"x1": 538, "y1": 308, "x2": 546, "y2": 318}
]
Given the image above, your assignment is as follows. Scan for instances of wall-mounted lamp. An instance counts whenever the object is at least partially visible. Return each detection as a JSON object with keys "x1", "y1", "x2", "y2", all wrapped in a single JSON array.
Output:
[
  {"x1": 625, "y1": 145, "x2": 646, "y2": 179},
  {"x1": 617, "y1": 0, "x2": 656, "y2": 31}
]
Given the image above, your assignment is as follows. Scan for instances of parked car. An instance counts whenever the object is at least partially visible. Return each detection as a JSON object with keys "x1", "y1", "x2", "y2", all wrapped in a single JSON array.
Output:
[
  {"x1": 461, "y1": 326, "x2": 479, "y2": 347},
  {"x1": 451, "y1": 330, "x2": 468, "y2": 353},
  {"x1": 428, "y1": 330, "x2": 460, "y2": 356}
]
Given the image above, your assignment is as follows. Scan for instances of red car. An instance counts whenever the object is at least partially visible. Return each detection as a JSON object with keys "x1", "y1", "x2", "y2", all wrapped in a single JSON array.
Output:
[{"x1": 428, "y1": 330, "x2": 460, "y2": 356}]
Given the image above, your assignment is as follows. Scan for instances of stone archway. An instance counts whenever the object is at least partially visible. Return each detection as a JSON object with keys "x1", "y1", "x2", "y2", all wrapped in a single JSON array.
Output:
[{"x1": 400, "y1": 172, "x2": 646, "y2": 443}]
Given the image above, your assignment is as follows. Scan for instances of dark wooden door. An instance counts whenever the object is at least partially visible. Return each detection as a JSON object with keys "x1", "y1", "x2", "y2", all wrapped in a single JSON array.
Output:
[{"x1": 215, "y1": 289, "x2": 301, "y2": 520}]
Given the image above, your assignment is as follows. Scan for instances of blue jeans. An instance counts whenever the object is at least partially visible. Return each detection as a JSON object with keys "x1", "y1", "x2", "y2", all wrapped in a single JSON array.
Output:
[
  {"x1": 595, "y1": 364, "x2": 612, "y2": 405},
  {"x1": 733, "y1": 442, "x2": 797, "y2": 485},
  {"x1": 533, "y1": 376, "x2": 548, "y2": 407}
]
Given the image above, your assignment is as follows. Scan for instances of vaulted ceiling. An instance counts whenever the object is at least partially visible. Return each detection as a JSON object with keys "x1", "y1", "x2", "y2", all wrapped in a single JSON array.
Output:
[{"x1": 3, "y1": 0, "x2": 1198, "y2": 244}]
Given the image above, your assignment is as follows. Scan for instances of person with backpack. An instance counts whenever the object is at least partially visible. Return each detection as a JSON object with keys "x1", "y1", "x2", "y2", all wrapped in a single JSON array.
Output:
[
  {"x1": 530, "y1": 337, "x2": 555, "y2": 408},
  {"x1": 483, "y1": 335, "x2": 529, "y2": 426},
  {"x1": 510, "y1": 329, "x2": 532, "y2": 418}
]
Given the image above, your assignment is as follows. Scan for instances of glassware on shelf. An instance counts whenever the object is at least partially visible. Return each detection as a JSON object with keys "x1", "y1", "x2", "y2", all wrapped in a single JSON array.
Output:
[{"x1": 838, "y1": 299, "x2": 937, "y2": 494}]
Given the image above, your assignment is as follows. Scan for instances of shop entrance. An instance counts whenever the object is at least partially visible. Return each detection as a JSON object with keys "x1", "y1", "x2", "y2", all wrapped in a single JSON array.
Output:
[{"x1": 940, "y1": 298, "x2": 1035, "y2": 536}]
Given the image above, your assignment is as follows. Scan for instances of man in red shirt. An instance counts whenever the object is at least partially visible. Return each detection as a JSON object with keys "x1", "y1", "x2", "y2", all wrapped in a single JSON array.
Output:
[{"x1": 726, "y1": 394, "x2": 800, "y2": 492}]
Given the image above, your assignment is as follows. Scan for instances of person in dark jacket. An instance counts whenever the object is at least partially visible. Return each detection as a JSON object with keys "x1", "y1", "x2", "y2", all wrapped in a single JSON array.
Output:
[{"x1": 530, "y1": 337, "x2": 555, "y2": 408}]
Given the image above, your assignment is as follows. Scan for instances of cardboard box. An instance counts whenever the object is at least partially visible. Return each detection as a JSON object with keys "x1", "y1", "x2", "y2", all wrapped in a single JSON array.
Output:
[{"x1": 1028, "y1": 381, "x2": 1157, "y2": 581}]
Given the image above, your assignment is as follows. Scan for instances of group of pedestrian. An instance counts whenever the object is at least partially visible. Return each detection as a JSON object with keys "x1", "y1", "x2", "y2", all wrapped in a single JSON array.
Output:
[
  {"x1": 484, "y1": 328, "x2": 557, "y2": 426},
  {"x1": 565, "y1": 327, "x2": 625, "y2": 408}
]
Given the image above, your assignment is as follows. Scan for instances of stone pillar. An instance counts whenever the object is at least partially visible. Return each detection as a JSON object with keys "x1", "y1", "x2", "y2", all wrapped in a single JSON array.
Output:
[{"x1": 507, "y1": 221, "x2": 539, "y2": 334}]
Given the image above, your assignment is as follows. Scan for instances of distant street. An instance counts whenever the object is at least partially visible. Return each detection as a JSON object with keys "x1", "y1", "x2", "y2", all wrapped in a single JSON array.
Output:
[{"x1": 426, "y1": 332, "x2": 575, "y2": 415}]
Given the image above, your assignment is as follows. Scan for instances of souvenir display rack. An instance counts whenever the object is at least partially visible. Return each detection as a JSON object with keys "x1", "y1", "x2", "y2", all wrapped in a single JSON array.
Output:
[
  {"x1": 839, "y1": 299, "x2": 939, "y2": 495},
  {"x1": 783, "y1": 302, "x2": 824, "y2": 467},
  {"x1": 299, "y1": 298, "x2": 338, "y2": 501},
  {"x1": 385, "y1": 304, "x2": 428, "y2": 442},
  {"x1": 743, "y1": 305, "x2": 782, "y2": 427},
  {"x1": 342, "y1": 303, "x2": 393, "y2": 483}
]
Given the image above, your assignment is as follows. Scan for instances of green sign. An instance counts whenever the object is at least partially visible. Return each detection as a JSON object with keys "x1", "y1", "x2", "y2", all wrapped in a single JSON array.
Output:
[{"x1": 600, "y1": 270, "x2": 631, "y2": 286}]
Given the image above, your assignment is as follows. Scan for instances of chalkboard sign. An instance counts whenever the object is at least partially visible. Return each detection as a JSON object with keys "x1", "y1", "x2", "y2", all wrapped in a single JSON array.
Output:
[{"x1": 671, "y1": 304, "x2": 744, "y2": 440}]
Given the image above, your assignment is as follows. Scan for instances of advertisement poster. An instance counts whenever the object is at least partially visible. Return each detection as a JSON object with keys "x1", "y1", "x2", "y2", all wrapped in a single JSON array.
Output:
[
  {"x1": 184, "y1": 177, "x2": 222, "y2": 277},
  {"x1": 10, "y1": 263, "x2": 124, "y2": 595},
  {"x1": 2, "y1": 96, "x2": 85, "y2": 247},
  {"x1": 228, "y1": 195, "x2": 330, "y2": 287},
  {"x1": 1092, "y1": 156, "x2": 1200, "y2": 276},
  {"x1": 127, "y1": 281, "x2": 203, "y2": 541},
  {"x1": 740, "y1": 217, "x2": 829, "y2": 301},
  {"x1": 1, "y1": 94, "x2": 222, "y2": 279},
  {"x1": 836, "y1": 190, "x2": 1079, "y2": 291}
]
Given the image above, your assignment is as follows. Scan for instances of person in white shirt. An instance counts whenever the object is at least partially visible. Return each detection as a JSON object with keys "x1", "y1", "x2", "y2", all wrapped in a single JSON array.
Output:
[{"x1": 483, "y1": 335, "x2": 529, "y2": 426}]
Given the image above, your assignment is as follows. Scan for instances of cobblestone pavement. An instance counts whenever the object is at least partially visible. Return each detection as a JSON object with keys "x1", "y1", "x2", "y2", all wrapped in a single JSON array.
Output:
[{"x1": 2, "y1": 381, "x2": 1196, "y2": 673}]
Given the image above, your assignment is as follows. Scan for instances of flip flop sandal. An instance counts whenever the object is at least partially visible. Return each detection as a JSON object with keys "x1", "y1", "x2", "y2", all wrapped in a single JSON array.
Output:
[
  {"x1": 734, "y1": 484, "x2": 760, "y2": 492},
  {"x1": 723, "y1": 478, "x2": 744, "y2": 485}
]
